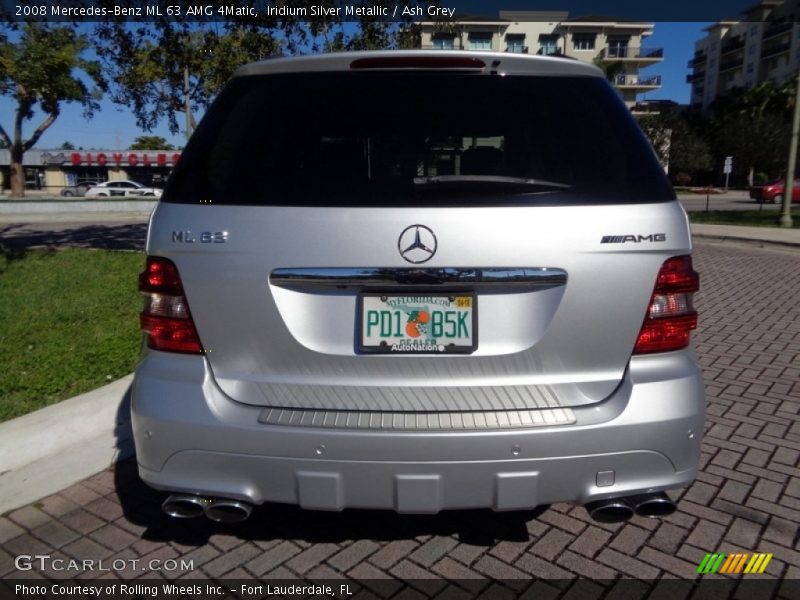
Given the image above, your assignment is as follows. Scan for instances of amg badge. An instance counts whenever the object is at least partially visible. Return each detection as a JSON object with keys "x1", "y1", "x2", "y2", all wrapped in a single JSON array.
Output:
[{"x1": 601, "y1": 233, "x2": 666, "y2": 244}]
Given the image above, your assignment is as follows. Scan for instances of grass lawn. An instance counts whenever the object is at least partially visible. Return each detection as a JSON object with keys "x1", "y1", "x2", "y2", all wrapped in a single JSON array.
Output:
[
  {"x1": 689, "y1": 209, "x2": 800, "y2": 228},
  {"x1": 0, "y1": 248, "x2": 144, "y2": 422}
]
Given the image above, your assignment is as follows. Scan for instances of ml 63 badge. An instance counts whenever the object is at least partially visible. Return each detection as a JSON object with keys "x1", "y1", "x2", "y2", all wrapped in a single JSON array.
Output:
[{"x1": 358, "y1": 293, "x2": 477, "y2": 354}]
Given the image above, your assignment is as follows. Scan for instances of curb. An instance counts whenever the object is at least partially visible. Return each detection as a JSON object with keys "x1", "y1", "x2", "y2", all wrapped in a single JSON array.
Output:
[
  {"x1": 690, "y1": 224, "x2": 800, "y2": 249},
  {"x1": 0, "y1": 375, "x2": 135, "y2": 515},
  {"x1": 692, "y1": 232, "x2": 800, "y2": 249},
  {"x1": 0, "y1": 200, "x2": 157, "y2": 214}
]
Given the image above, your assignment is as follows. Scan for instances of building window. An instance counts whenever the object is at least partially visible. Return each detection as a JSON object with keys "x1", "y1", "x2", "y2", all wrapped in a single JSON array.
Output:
[
  {"x1": 751, "y1": 25, "x2": 757, "y2": 36},
  {"x1": 506, "y1": 34, "x2": 526, "y2": 53},
  {"x1": 431, "y1": 34, "x2": 455, "y2": 49},
  {"x1": 747, "y1": 63, "x2": 754, "y2": 73},
  {"x1": 608, "y1": 37, "x2": 629, "y2": 58},
  {"x1": 573, "y1": 34, "x2": 596, "y2": 51},
  {"x1": 468, "y1": 32, "x2": 492, "y2": 50},
  {"x1": 538, "y1": 34, "x2": 560, "y2": 55}
]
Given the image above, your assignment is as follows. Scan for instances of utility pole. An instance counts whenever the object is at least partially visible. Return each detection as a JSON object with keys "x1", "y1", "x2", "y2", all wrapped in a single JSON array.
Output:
[{"x1": 780, "y1": 73, "x2": 800, "y2": 228}]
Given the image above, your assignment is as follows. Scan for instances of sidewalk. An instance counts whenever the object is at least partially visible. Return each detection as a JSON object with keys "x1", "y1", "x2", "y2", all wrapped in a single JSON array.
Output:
[{"x1": 691, "y1": 223, "x2": 800, "y2": 247}]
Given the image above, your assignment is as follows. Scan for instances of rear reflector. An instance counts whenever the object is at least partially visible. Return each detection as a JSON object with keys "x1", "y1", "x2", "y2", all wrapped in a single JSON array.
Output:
[
  {"x1": 139, "y1": 256, "x2": 203, "y2": 354},
  {"x1": 634, "y1": 256, "x2": 699, "y2": 354},
  {"x1": 350, "y1": 56, "x2": 486, "y2": 70}
]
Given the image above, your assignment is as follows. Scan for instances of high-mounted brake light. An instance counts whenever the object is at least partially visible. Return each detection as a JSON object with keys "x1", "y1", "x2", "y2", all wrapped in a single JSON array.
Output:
[
  {"x1": 139, "y1": 256, "x2": 203, "y2": 354},
  {"x1": 350, "y1": 56, "x2": 486, "y2": 70},
  {"x1": 634, "y1": 255, "x2": 699, "y2": 354}
]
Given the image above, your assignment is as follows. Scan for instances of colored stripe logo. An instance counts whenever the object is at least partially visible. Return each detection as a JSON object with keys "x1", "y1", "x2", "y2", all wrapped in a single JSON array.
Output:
[{"x1": 697, "y1": 552, "x2": 772, "y2": 574}]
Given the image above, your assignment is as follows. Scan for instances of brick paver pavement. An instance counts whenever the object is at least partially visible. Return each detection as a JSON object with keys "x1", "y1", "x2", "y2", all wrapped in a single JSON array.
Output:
[{"x1": 1, "y1": 241, "x2": 799, "y2": 589}]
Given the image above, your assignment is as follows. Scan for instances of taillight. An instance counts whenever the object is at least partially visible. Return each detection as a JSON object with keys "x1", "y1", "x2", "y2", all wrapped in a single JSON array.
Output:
[
  {"x1": 633, "y1": 255, "x2": 699, "y2": 354},
  {"x1": 139, "y1": 256, "x2": 203, "y2": 354}
]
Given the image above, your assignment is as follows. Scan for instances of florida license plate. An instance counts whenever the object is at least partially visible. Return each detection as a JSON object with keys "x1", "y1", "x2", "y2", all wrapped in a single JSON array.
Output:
[{"x1": 358, "y1": 293, "x2": 477, "y2": 354}]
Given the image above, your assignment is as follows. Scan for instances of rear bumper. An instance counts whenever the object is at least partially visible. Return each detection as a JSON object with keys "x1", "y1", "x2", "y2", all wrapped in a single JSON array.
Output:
[{"x1": 131, "y1": 351, "x2": 704, "y2": 512}]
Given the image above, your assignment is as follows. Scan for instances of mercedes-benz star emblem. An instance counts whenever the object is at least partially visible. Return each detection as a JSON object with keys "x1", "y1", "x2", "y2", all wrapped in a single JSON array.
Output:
[{"x1": 398, "y1": 225, "x2": 437, "y2": 264}]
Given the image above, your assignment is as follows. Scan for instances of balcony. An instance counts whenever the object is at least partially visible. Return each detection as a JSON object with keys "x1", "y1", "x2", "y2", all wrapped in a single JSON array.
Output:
[
  {"x1": 614, "y1": 74, "x2": 662, "y2": 89},
  {"x1": 687, "y1": 53, "x2": 707, "y2": 68},
  {"x1": 762, "y1": 21, "x2": 793, "y2": 41},
  {"x1": 686, "y1": 70, "x2": 706, "y2": 83},
  {"x1": 719, "y1": 55, "x2": 744, "y2": 72},
  {"x1": 598, "y1": 47, "x2": 663, "y2": 61},
  {"x1": 536, "y1": 47, "x2": 562, "y2": 56},
  {"x1": 720, "y1": 36, "x2": 745, "y2": 55},
  {"x1": 761, "y1": 41, "x2": 791, "y2": 59},
  {"x1": 506, "y1": 46, "x2": 529, "y2": 54}
]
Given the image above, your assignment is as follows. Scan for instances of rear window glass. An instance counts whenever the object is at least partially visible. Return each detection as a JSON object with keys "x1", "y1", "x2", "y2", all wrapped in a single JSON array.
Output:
[{"x1": 163, "y1": 71, "x2": 673, "y2": 206}]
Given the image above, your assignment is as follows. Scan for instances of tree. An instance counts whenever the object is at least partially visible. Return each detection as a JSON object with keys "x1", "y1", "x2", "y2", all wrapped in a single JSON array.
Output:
[
  {"x1": 93, "y1": 1, "x2": 419, "y2": 136},
  {"x1": 0, "y1": 24, "x2": 104, "y2": 196},
  {"x1": 129, "y1": 136, "x2": 175, "y2": 150},
  {"x1": 60, "y1": 141, "x2": 75, "y2": 150},
  {"x1": 638, "y1": 111, "x2": 712, "y2": 182},
  {"x1": 708, "y1": 81, "x2": 794, "y2": 185}
]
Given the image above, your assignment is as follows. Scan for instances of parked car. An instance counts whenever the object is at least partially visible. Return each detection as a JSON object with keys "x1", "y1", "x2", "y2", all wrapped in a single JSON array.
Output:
[
  {"x1": 60, "y1": 180, "x2": 101, "y2": 197},
  {"x1": 84, "y1": 180, "x2": 163, "y2": 198},
  {"x1": 133, "y1": 51, "x2": 704, "y2": 524},
  {"x1": 749, "y1": 178, "x2": 800, "y2": 203}
]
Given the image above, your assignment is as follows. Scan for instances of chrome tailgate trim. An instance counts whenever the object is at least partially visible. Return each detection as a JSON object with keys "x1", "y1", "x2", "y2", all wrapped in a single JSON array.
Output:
[{"x1": 270, "y1": 267, "x2": 567, "y2": 292}]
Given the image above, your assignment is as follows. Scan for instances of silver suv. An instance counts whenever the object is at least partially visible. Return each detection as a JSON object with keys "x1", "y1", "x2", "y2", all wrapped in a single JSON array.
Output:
[{"x1": 132, "y1": 51, "x2": 704, "y2": 524}]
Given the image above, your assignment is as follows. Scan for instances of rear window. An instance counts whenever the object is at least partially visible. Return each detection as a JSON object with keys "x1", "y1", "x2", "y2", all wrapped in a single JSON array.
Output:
[{"x1": 163, "y1": 71, "x2": 673, "y2": 206}]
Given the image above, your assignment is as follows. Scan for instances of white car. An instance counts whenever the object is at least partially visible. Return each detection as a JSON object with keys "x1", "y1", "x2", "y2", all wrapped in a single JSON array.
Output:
[{"x1": 84, "y1": 180, "x2": 163, "y2": 198}]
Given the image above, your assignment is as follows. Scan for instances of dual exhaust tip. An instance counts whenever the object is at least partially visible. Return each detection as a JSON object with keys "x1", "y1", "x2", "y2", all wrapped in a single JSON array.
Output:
[
  {"x1": 162, "y1": 494, "x2": 253, "y2": 523},
  {"x1": 585, "y1": 492, "x2": 676, "y2": 524}
]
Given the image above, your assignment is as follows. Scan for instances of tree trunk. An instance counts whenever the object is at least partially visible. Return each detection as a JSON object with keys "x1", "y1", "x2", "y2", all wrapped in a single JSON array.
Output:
[
  {"x1": 9, "y1": 144, "x2": 25, "y2": 197},
  {"x1": 748, "y1": 166, "x2": 754, "y2": 188}
]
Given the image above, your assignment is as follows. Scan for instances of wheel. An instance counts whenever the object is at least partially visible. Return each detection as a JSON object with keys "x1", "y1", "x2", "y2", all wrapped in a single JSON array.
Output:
[
  {"x1": 773, "y1": 193, "x2": 783, "y2": 204},
  {"x1": 62, "y1": 190, "x2": 74, "y2": 197}
]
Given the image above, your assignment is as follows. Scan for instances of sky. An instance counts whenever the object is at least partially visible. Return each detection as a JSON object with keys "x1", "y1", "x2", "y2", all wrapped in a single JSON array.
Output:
[{"x1": 1, "y1": 21, "x2": 710, "y2": 151}]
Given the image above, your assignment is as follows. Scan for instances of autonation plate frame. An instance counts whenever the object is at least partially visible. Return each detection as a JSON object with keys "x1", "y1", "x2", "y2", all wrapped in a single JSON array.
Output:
[{"x1": 357, "y1": 292, "x2": 478, "y2": 354}]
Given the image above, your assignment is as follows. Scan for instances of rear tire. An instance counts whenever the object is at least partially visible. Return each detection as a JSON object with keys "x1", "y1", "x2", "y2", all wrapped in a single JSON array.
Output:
[{"x1": 62, "y1": 190, "x2": 74, "y2": 197}]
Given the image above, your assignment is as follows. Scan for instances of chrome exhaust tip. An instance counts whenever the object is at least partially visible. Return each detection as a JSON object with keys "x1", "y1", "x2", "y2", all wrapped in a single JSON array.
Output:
[
  {"x1": 204, "y1": 499, "x2": 253, "y2": 523},
  {"x1": 584, "y1": 498, "x2": 635, "y2": 524},
  {"x1": 162, "y1": 494, "x2": 210, "y2": 519},
  {"x1": 632, "y1": 492, "x2": 676, "y2": 518}
]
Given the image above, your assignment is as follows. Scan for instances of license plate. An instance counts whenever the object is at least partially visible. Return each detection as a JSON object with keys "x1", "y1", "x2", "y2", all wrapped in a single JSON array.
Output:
[{"x1": 358, "y1": 293, "x2": 477, "y2": 354}]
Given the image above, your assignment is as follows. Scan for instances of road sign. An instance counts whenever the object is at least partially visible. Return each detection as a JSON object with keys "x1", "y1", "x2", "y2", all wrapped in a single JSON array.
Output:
[{"x1": 724, "y1": 156, "x2": 733, "y2": 174}]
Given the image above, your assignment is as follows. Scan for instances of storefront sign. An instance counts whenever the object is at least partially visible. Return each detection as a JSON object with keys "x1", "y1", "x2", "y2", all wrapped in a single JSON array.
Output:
[{"x1": 70, "y1": 152, "x2": 180, "y2": 167}]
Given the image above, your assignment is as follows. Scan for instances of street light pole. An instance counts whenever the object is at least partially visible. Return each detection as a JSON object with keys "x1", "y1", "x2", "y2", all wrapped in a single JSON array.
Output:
[{"x1": 780, "y1": 73, "x2": 800, "y2": 228}]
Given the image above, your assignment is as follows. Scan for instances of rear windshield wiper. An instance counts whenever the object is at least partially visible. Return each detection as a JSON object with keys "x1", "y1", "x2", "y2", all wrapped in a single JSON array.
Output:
[{"x1": 413, "y1": 175, "x2": 572, "y2": 192}]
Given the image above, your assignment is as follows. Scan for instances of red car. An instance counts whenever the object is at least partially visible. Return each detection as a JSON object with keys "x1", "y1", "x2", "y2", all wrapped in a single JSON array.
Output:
[{"x1": 750, "y1": 178, "x2": 800, "y2": 203}]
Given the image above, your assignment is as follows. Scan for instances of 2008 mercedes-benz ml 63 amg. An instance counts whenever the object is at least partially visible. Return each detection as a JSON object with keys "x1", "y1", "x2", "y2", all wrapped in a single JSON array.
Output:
[{"x1": 132, "y1": 51, "x2": 704, "y2": 524}]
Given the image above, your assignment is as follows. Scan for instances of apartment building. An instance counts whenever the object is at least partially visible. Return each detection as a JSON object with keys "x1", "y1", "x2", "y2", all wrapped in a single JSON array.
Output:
[
  {"x1": 687, "y1": 0, "x2": 799, "y2": 109},
  {"x1": 417, "y1": 10, "x2": 664, "y2": 111}
]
